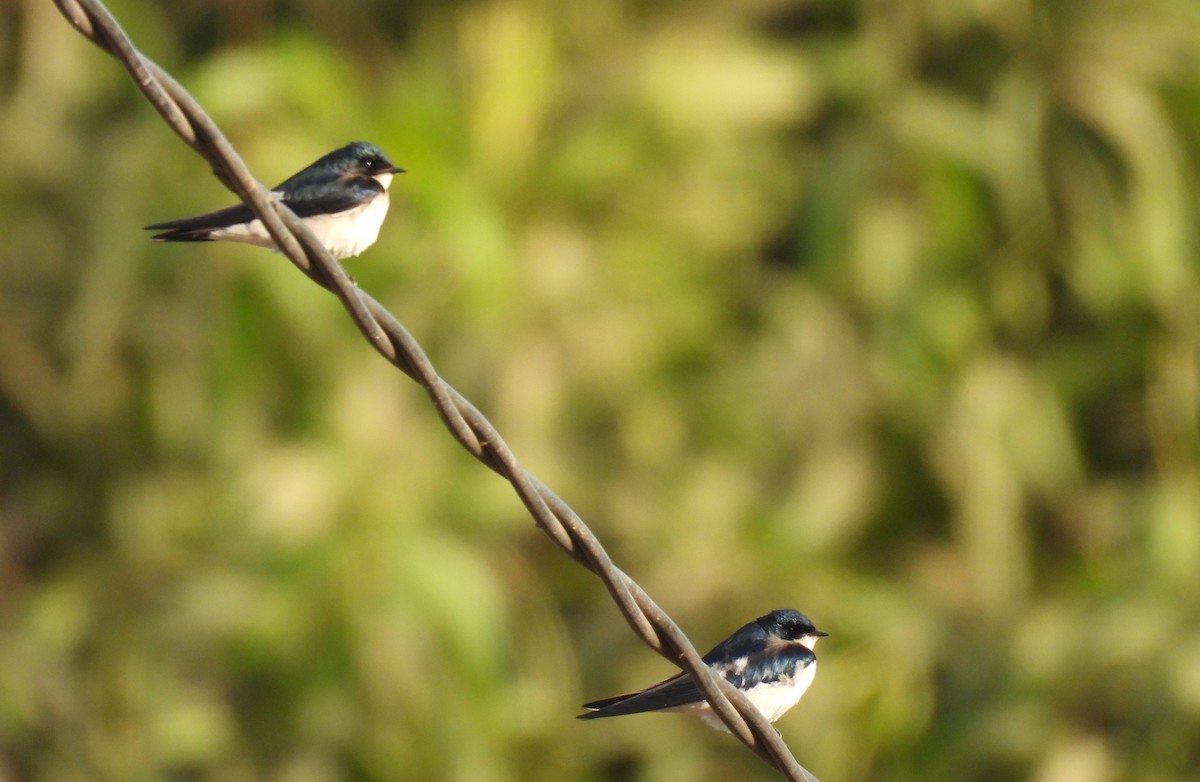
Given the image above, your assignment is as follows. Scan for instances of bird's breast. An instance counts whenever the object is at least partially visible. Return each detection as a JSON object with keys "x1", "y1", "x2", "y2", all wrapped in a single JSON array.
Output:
[
  {"x1": 302, "y1": 192, "x2": 390, "y2": 260},
  {"x1": 741, "y1": 661, "x2": 816, "y2": 722},
  {"x1": 689, "y1": 661, "x2": 817, "y2": 732}
]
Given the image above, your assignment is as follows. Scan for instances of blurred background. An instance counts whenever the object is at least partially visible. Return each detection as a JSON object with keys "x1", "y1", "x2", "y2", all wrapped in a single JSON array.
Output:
[{"x1": 2, "y1": 0, "x2": 1199, "y2": 779}]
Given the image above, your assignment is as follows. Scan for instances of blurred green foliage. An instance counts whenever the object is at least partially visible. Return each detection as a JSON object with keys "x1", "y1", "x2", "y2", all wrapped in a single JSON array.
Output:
[{"x1": 2, "y1": 0, "x2": 1200, "y2": 779}]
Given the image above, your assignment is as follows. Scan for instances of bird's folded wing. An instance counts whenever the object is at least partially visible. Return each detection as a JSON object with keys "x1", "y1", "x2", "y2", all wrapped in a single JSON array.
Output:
[
  {"x1": 580, "y1": 672, "x2": 703, "y2": 718},
  {"x1": 144, "y1": 202, "x2": 261, "y2": 234},
  {"x1": 144, "y1": 175, "x2": 381, "y2": 235},
  {"x1": 274, "y1": 175, "x2": 383, "y2": 217}
]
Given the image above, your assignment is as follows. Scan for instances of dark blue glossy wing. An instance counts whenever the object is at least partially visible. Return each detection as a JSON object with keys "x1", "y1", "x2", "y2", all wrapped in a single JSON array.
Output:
[
  {"x1": 579, "y1": 638, "x2": 814, "y2": 720},
  {"x1": 144, "y1": 174, "x2": 382, "y2": 238},
  {"x1": 578, "y1": 670, "x2": 701, "y2": 718},
  {"x1": 725, "y1": 642, "x2": 814, "y2": 690},
  {"x1": 272, "y1": 171, "x2": 384, "y2": 218},
  {"x1": 144, "y1": 202, "x2": 260, "y2": 237}
]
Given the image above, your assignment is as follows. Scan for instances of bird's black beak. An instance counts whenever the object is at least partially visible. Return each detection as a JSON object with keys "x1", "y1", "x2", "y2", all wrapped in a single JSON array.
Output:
[
  {"x1": 812, "y1": 630, "x2": 829, "y2": 638},
  {"x1": 382, "y1": 164, "x2": 405, "y2": 175}
]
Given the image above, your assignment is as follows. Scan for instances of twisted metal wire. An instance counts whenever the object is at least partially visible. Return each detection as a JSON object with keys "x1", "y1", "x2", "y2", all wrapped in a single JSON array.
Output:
[{"x1": 52, "y1": 2, "x2": 820, "y2": 779}]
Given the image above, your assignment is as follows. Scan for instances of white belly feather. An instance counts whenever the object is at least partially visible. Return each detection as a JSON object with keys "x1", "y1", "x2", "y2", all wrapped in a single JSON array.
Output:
[
  {"x1": 209, "y1": 190, "x2": 391, "y2": 261},
  {"x1": 674, "y1": 662, "x2": 817, "y2": 732}
]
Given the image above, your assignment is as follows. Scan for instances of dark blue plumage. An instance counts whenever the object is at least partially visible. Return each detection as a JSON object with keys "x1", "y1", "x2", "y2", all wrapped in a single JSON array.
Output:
[
  {"x1": 579, "y1": 609, "x2": 826, "y2": 730},
  {"x1": 146, "y1": 142, "x2": 403, "y2": 259}
]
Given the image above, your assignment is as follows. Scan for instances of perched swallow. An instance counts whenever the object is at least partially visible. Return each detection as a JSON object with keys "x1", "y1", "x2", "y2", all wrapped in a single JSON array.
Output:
[
  {"x1": 146, "y1": 141, "x2": 403, "y2": 260},
  {"x1": 579, "y1": 609, "x2": 826, "y2": 731}
]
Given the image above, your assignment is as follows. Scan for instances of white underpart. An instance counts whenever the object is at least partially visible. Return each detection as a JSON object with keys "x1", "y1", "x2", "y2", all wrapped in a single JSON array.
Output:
[
  {"x1": 208, "y1": 173, "x2": 394, "y2": 260},
  {"x1": 675, "y1": 661, "x2": 817, "y2": 732},
  {"x1": 674, "y1": 635, "x2": 822, "y2": 733}
]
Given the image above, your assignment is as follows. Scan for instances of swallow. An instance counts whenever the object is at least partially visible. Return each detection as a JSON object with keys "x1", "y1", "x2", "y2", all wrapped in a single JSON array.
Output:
[
  {"x1": 579, "y1": 609, "x2": 826, "y2": 731},
  {"x1": 146, "y1": 141, "x2": 403, "y2": 260}
]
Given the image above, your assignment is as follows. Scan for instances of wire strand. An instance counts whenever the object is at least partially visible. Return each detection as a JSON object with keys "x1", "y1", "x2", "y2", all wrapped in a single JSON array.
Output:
[{"x1": 51, "y1": 2, "x2": 820, "y2": 779}]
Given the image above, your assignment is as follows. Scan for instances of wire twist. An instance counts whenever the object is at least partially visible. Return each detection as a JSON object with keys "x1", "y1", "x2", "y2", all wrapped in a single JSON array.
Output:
[{"x1": 52, "y1": 2, "x2": 820, "y2": 779}]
